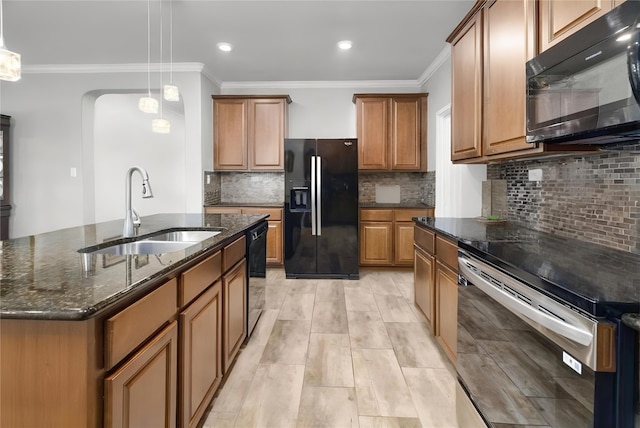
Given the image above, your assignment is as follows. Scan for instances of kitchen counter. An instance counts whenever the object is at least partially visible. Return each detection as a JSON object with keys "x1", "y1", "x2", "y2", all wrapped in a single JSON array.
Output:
[
  {"x1": 360, "y1": 202, "x2": 435, "y2": 209},
  {"x1": 414, "y1": 217, "x2": 640, "y2": 317},
  {"x1": 205, "y1": 202, "x2": 283, "y2": 208},
  {"x1": 0, "y1": 213, "x2": 267, "y2": 321}
]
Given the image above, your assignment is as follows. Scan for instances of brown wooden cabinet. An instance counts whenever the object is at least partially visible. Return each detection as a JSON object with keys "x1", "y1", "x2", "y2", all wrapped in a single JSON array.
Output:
[
  {"x1": 539, "y1": 0, "x2": 622, "y2": 53},
  {"x1": 180, "y1": 281, "x2": 223, "y2": 428},
  {"x1": 353, "y1": 94, "x2": 427, "y2": 171},
  {"x1": 413, "y1": 224, "x2": 458, "y2": 363},
  {"x1": 448, "y1": 0, "x2": 595, "y2": 164},
  {"x1": 105, "y1": 321, "x2": 178, "y2": 428},
  {"x1": 360, "y1": 207, "x2": 433, "y2": 267},
  {"x1": 222, "y1": 258, "x2": 247, "y2": 372},
  {"x1": 205, "y1": 206, "x2": 283, "y2": 266},
  {"x1": 213, "y1": 95, "x2": 291, "y2": 171}
]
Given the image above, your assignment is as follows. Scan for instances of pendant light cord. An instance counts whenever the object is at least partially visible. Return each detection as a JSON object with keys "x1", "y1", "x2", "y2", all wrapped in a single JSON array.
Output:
[
  {"x1": 146, "y1": 0, "x2": 151, "y2": 98},
  {"x1": 169, "y1": 0, "x2": 173, "y2": 83},
  {"x1": 159, "y1": 0, "x2": 163, "y2": 117},
  {"x1": 0, "y1": 0, "x2": 6, "y2": 47}
]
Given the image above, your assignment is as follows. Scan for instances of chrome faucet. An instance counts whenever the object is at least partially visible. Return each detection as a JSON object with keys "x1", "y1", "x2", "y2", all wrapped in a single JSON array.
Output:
[{"x1": 123, "y1": 166, "x2": 154, "y2": 237}]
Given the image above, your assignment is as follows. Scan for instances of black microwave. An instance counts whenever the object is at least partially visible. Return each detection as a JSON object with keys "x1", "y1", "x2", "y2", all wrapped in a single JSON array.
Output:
[{"x1": 526, "y1": 0, "x2": 640, "y2": 144}]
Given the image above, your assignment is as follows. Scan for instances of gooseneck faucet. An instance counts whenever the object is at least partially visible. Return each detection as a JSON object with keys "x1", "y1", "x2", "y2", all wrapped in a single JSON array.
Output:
[{"x1": 123, "y1": 166, "x2": 154, "y2": 237}]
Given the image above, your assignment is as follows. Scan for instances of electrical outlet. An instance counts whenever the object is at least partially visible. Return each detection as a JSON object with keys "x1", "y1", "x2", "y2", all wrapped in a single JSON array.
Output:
[
  {"x1": 206, "y1": 175, "x2": 211, "y2": 185},
  {"x1": 70, "y1": 167, "x2": 77, "y2": 178},
  {"x1": 528, "y1": 168, "x2": 543, "y2": 181},
  {"x1": 563, "y1": 351, "x2": 582, "y2": 374}
]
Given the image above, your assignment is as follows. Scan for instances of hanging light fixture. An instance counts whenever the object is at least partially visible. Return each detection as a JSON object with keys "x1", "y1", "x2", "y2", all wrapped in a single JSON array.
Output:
[
  {"x1": 163, "y1": 0, "x2": 179, "y2": 101},
  {"x1": 139, "y1": 0, "x2": 158, "y2": 114},
  {"x1": 153, "y1": 0, "x2": 170, "y2": 133},
  {"x1": 0, "y1": 0, "x2": 21, "y2": 81}
]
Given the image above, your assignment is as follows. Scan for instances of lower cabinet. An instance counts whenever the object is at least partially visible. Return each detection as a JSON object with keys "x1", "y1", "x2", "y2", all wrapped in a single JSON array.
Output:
[
  {"x1": 223, "y1": 258, "x2": 247, "y2": 372},
  {"x1": 104, "y1": 321, "x2": 178, "y2": 428},
  {"x1": 414, "y1": 246, "x2": 435, "y2": 327},
  {"x1": 360, "y1": 207, "x2": 434, "y2": 267},
  {"x1": 413, "y1": 224, "x2": 458, "y2": 363},
  {"x1": 180, "y1": 282, "x2": 223, "y2": 428}
]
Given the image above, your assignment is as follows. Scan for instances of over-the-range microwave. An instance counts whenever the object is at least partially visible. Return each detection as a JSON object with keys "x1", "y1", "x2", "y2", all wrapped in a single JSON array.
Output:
[{"x1": 526, "y1": 0, "x2": 640, "y2": 145}]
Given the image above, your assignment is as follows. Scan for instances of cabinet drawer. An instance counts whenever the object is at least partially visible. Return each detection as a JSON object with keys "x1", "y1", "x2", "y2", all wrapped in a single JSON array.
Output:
[
  {"x1": 436, "y1": 235, "x2": 458, "y2": 271},
  {"x1": 180, "y1": 251, "x2": 222, "y2": 307},
  {"x1": 223, "y1": 235, "x2": 246, "y2": 272},
  {"x1": 394, "y1": 209, "x2": 429, "y2": 222},
  {"x1": 414, "y1": 226, "x2": 435, "y2": 255},
  {"x1": 105, "y1": 279, "x2": 177, "y2": 370},
  {"x1": 242, "y1": 207, "x2": 282, "y2": 221},
  {"x1": 360, "y1": 209, "x2": 393, "y2": 221}
]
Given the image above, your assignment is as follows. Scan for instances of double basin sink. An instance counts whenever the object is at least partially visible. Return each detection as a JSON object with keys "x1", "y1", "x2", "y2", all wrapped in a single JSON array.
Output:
[{"x1": 78, "y1": 229, "x2": 223, "y2": 256}]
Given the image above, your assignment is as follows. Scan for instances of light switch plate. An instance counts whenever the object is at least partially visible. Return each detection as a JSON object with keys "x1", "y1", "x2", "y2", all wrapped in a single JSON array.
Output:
[{"x1": 528, "y1": 168, "x2": 543, "y2": 181}]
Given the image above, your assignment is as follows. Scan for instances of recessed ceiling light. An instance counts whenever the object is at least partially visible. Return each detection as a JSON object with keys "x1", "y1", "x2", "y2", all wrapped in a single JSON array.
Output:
[
  {"x1": 217, "y1": 42, "x2": 233, "y2": 52},
  {"x1": 337, "y1": 40, "x2": 352, "y2": 50}
]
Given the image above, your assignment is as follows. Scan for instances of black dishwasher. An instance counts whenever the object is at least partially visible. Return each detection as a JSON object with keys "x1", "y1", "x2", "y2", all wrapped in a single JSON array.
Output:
[{"x1": 246, "y1": 221, "x2": 267, "y2": 338}]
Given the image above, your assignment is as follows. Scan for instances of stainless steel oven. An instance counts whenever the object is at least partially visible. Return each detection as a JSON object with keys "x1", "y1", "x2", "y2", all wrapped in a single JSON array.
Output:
[{"x1": 457, "y1": 249, "x2": 638, "y2": 427}]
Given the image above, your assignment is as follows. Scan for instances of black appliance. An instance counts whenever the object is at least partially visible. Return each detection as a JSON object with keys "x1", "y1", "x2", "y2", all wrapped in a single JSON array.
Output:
[
  {"x1": 457, "y1": 244, "x2": 638, "y2": 428},
  {"x1": 283, "y1": 138, "x2": 359, "y2": 279},
  {"x1": 246, "y1": 220, "x2": 267, "y2": 337},
  {"x1": 526, "y1": 0, "x2": 640, "y2": 145}
]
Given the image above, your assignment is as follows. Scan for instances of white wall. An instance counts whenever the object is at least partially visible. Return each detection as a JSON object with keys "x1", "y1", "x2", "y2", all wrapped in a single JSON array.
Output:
[
  {"x1": 0, "y1": 67, "x2": 213, "y2": 238},
  {"x1": 421, "y1": 51, "x2": 485, "y2": 217}
]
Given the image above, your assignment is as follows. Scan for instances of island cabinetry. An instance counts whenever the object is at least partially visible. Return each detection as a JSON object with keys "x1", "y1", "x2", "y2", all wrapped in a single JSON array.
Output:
[
  {"x1": 179, "y1": 251, "x2": 223, "y2": 428},
  {"x1": 221, "y1": 235, "x2": 247, "y2": 372},
  {"x1": 213, "y1": 95, "x2": 291, "y2": 171},
  {"x1": 413, "y1": 224, "x2": 458, "y2": 363},
  {"x1": 538, "y1": 0, "x2": 623, "y2": 53},
  {"x1": 360, "y1": 207, "x2": 434, "y2": 267},
  {"x1": 353, "y1": 93, "x2": 427, "y2": 171},
  {"x1": 205, "y1": 206, "x2": 283, "y2": 265}
]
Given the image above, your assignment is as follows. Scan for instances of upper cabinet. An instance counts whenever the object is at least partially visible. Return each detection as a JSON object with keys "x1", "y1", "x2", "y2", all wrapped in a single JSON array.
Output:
[
  {"x1": 353, "y1": 93, "x2": 428, "y2": 171},
  {"x1": 539, "y1": 0, "x2": 624, "y2": 53},
  {"x1": 448, "y1": 0, "x2": 596, "y2": 164},
  {"x1": 213, "y1": 95, "x2": 291, "y2": 171}
]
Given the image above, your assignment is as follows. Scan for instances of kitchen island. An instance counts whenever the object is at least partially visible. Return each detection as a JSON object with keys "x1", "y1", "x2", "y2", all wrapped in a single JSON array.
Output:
[{"x1": 0, "y1": 213, "x2": 267, "y2": 428}]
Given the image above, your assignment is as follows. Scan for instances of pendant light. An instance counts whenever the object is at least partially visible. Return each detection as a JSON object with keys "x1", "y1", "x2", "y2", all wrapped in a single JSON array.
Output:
[
  {"x1": 139, "y1": 0, "x2": 158, "y2": 114},
  {"x1": 0, "y1": 0, "x2": 20, "y2": 81},
  {"x1": 163, "y1": 0, "x2": 179, "y2": 101},
  {"x1": 152, "y1": 0, "x2": 170, "y2": 133}
]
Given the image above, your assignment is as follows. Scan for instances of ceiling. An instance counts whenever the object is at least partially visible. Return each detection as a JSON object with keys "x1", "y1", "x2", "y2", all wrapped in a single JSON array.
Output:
[{"x1": 5, "y1": 0, "x2": 475, "y2": 84}]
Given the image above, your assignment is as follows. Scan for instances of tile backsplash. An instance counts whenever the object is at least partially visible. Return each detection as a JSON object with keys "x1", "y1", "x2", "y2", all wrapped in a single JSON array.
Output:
[
  {"x1": 487, "y1": 141, "x2": 640, "y2": 254},
  {"x1": 204, "y1": 170, "x2": 436, "y2": 206}
]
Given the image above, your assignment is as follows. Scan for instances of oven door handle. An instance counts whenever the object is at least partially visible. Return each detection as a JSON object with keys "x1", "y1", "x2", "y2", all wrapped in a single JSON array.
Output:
[{"x1": 460, "y1": 263, "x2": 594, "y2": 347}]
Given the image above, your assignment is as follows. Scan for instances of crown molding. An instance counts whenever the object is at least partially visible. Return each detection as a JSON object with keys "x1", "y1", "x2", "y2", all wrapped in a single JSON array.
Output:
[
  {"x1": 220, "y1": 79, "x2": 422, "y2": 90},
  {"x1": 417, "y1": 45, "x2": 451, "y2": 87},
  {"x1": 22, "y1": 62, "x2": 206, "y2": 74}
]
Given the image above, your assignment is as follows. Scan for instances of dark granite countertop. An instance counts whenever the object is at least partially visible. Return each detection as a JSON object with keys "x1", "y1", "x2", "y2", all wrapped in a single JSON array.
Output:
[
  {"x1": 360, "y1": 202, "x2": 435, "y2": 209},
  {"x1": 0, "y1": 213, "x2": 267, "y2": 321},
  {"x1": 205, "y1": 202, "x2": 284, "y2": 208},
  {"x1": 414, "y1": 217, "x2": 640, "y2": 317}
]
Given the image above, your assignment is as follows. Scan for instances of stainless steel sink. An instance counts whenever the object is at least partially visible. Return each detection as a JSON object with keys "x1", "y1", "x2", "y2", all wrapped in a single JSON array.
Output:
[
  {"x1": 146, "y1": 230, "x2": 221, "y2": 242},
  {"x1": 86, "y1": 240, "x2": 195, "y2": 255}
]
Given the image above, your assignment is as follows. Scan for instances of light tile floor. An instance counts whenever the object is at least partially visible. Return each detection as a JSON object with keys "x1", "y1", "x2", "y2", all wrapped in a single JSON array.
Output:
[{"x1": 204, "y1": 268, "x2": 459, "y2": 428}]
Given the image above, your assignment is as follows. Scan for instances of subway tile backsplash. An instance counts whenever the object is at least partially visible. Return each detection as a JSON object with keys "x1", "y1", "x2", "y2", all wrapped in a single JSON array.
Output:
[{"x1": 487, "y1": 141, "x2": 640, "y2": 254}]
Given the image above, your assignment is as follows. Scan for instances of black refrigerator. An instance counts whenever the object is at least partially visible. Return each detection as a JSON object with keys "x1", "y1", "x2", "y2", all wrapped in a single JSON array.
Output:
[{"x1": 284, "y1": 138, "x2": 359, "y2": 279}]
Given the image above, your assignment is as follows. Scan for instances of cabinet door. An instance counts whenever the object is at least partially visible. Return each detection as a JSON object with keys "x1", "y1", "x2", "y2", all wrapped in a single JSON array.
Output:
[
  {"x1": 214, "y1": 99, "x2": 248, "y2": 170},
  {"x1": 539, "y1": 0, "x2": 614, "y2": 52},
  {"x1": 105, "y1": 321, "x2": 178, "y2": 428},
  {"x1": 390, "y1": 97, "x2": 424, "y2": 170},
  {"x1": 414, "y1": 247, "x2": 436, "y2": 331},
  {"x1": 359, "y1": 221, "x2": 393, "y2": 265},
  {"x1": 436, "y1": 262, "x2": 458, "y2": 363},
  {"x1": 266, "y1": 220, "x2": 283, "y2": 265},
  {"x1": 249, "y1": 99, "x2": 287, "y2": 170},
  {"x1": 180, "y1": 282, "x2": 223, "y2": 428},
  {"x1": 356, "y1": 97, "x2": 389, "y2": 170},
  {"x1": 223, "y1": 259, "x2": 247, "y2": 372},
  {"x1": 451, "y1": 12, "x2": 483, "y2": 161},
  {"x1": 394, "y1": 221, "x2": 417, "y2": 265},
  {"x1": 483, "y1": 0, "x2": 536, "y2": 156}
]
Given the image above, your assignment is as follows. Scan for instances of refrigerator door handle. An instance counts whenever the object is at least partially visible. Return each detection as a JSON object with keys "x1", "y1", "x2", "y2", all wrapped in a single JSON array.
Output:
[
  {"x1": 316, "y1": 156, "x2": 322, "y2": 236},
  {"x1": 311, "y1": 155, "x2": 317, "y2": 236}
]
